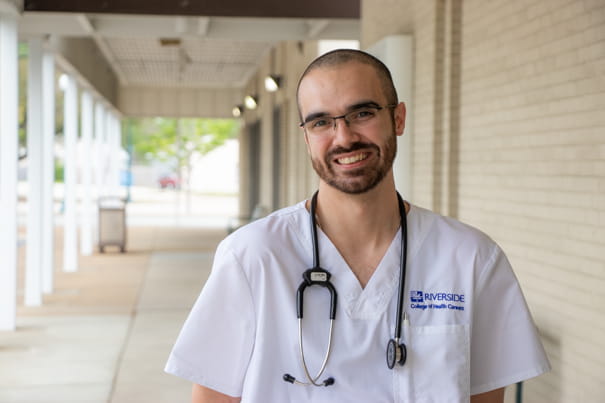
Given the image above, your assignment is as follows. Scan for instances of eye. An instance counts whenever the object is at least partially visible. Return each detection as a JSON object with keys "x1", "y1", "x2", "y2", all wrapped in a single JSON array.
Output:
[
  {"x1": 350, "y1": 108, "x2": 376, "y2": 121},
  {"x1": 310, "y1": 118, "x2": 331, "y2": 128}
]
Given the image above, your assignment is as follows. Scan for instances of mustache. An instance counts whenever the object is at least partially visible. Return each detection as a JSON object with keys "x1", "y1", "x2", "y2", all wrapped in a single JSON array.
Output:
[{"x1": 326, "y1": 142, "x2": 380, "y2": 160}]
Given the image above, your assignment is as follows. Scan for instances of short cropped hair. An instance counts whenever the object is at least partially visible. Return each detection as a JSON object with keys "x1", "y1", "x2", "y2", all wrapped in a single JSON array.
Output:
[{"x1": 296, "y1": 49, "x2": 399, "y2": 116}]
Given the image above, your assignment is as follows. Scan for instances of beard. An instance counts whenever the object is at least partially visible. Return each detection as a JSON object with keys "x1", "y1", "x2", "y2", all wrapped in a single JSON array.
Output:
[{"x1": 310, "y1": 132, "x2": 397, "y2": 194}]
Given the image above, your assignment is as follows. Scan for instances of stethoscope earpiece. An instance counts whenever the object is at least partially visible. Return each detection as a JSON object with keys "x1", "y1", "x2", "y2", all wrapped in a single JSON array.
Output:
[{"x1": 283, "y1": 373, "x2": 335, "y2": 387}]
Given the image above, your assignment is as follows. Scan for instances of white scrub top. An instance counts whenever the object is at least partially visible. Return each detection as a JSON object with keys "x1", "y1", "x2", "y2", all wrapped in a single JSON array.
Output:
[{"x1": 165, "y1": 201, "x2": 550, "y2": 402}]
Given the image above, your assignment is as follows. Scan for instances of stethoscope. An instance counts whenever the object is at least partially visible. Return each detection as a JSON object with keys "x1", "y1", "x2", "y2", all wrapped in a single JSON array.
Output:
[{"x1": 283, "y1": 190, "x2": 409, "y2": 387}]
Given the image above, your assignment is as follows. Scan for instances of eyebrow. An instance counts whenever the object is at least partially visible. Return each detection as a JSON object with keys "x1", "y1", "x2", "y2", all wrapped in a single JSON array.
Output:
[{"x1": 301, "y1": 100, "x2": 382, "y2": 124}]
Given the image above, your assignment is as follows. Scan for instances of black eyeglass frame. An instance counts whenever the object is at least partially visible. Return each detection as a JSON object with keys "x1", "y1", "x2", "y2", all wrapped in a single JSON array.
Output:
[{"x1": 299, "y1": 103, "x2": 398, "y2": 130}]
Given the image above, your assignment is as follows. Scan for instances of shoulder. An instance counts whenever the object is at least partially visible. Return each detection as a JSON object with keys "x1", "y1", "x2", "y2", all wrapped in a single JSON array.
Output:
[
  {"x1": 410, "y1": 204, "x2": 502, "y2": 265},
  {"x1": 411, "y1": 205, "x2": 493, "y2": 242},
  {"x1": 218, "y1": 201, "x2": 308, "y2": 256},
  {"x1": 212, "y1": 201, "x2": 311, "y2": 283}
]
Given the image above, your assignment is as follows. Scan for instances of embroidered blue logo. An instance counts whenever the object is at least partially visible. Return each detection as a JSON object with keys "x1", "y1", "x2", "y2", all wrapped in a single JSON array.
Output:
[
  {"x1": 410, "y1": 290, "x2": 465, "y2": 311},
  {"x1": 410, "y1": 290, "x2": 424, "y2": 303}
]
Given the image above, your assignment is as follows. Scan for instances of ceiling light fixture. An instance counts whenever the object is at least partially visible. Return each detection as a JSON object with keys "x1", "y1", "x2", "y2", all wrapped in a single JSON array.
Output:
[
  {"x1": 244, "y1": 95, "x2": 258, "y2": 110},
  {"x1": 264, "y1": 74, "x2": 282, "y2": 92},
  {"x1": 232, "y1": 105, "x2": 244, "y2": 117}
]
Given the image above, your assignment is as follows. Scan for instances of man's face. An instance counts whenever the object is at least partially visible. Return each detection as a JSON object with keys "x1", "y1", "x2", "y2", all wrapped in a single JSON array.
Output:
[{"x1": 298, "y1": 62, "x2": 405, "y2": 194}]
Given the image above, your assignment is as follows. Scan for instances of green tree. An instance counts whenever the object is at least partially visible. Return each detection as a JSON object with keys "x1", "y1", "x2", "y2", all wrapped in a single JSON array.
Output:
[
  {"x1": 125, "y1": 116, "x2": 240, "y2": 191},
  {"x1": 127, "y1": 117, "x2": 239, "y2": 162}
]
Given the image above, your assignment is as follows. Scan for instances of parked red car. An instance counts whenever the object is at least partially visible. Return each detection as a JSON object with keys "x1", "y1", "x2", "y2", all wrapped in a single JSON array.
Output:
[{"x1": 158, "y1": 174, "x2": 180, "y2": 189}]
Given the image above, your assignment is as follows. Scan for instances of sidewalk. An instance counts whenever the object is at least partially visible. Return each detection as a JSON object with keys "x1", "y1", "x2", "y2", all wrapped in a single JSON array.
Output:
[{"x1": 0, "y1": 225, "x2": 227, "y2": 403}]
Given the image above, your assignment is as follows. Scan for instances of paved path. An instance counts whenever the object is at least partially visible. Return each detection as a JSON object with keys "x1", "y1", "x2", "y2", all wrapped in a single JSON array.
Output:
[{"x1": 0, "y1": 226, "x2": 225, "y2": 403}]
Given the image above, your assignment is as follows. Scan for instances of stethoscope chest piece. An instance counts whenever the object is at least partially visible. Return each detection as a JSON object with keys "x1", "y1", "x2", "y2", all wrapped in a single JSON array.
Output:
[{"x1": 386, "y1": 338, "x2": 407, "y2": 369}]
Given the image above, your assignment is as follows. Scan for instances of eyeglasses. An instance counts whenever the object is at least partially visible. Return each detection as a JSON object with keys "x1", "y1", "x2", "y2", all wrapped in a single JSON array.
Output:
[{"x1": 299, "y1": 104, "x2": 397, "y2": 135}]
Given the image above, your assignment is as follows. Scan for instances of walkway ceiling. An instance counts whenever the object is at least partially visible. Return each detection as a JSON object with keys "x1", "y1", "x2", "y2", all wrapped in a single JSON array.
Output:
[{"x1": 18, "y1": 0, "x2": 360, "y2": 89}]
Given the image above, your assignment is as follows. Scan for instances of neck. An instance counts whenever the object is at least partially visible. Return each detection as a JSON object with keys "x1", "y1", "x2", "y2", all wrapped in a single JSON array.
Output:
[
  {"x1": 313, "y1": 176, "x2": 402, "y2": 235},
  {"x1": 316, "y1": 178, "x2": 400, "y2": 244},
  {"x1": 309, "y1": 177, "x2": 405, "y2": 288}
]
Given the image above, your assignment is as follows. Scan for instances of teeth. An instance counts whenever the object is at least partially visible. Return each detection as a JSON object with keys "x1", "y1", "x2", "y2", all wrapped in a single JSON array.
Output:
[{"x1": 337, "y1": 153, "x2": 367, "y2": 165}]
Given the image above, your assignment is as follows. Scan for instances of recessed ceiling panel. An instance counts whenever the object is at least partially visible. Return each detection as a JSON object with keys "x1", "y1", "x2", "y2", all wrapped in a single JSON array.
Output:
[{"x1": 105, "y1": 37, "x2": 272, "y2": 87}]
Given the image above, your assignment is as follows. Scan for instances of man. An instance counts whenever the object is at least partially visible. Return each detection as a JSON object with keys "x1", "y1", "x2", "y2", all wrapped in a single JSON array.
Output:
[{"x1": 165, "y1": 49, "x2": 550, "y2": 402}]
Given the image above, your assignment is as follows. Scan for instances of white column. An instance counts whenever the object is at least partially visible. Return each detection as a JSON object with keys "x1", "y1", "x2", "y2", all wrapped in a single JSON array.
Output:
[
  {"x1": 63, "y1": 74, "x2": 78, "y2": 272},
  {"x1": 106, "y1": 113, "x2": 115, "y2": 194},
  {"x1": 41, "y1": 50, "x2": 55, "y2": 293},
  {"x1": 92, "y1": 102, "x2": 105, "y2": 245},
  {"x1": 80, "y1": 91, "x2": 93, "y2": 256},
  {"x1": 25, "y1": 38, "x2": 44, "y2": 306},
  {"x1": 116, "y1": 116, "x2": 123, "y2": 193},
  {"x1": 110, "y1": 113, "x2": 122, "y2": 195},
  {"x1": 95, "y1": 103, "x2": 106, "y2": 199},
  {"x1": 0, "y1": 8, "x2": 19, "y2": 331},
  {"x1": 103, "y1": 111, "x2": 112, "y2": 194}
]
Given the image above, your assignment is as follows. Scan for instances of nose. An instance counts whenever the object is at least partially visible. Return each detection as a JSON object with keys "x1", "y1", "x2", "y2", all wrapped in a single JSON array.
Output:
[
  {"x1": 331, "y1": 115, "x2": 349, "y2": 131},
  {"x1": 331, "y1": 116, "x2": 359, "y2": 146}
]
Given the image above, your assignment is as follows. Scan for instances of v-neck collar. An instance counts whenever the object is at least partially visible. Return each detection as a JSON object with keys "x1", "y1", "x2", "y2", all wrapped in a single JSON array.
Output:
[{"x1": 319, "y1": 226, "x2": 402, "y2": 319}]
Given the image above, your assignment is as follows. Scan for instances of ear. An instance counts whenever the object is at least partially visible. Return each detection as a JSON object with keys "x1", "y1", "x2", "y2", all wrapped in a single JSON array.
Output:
[{"x1": 394, "y1": 102, "x2": 406, "y2": 137}]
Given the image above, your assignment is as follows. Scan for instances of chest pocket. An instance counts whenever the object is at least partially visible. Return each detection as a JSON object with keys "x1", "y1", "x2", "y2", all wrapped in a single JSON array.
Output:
[{"x1": 399, "y1": 324, "x2": 470, "y2": 403}]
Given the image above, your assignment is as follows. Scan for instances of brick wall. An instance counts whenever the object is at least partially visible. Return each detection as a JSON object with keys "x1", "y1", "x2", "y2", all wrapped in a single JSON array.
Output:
[
  {"x1": 410, "y1": 0, "x2": 443, "y2": 211},
  {"x1": 459, "y1": 1, "x2": 605, "y2": 400},
  {"x1": 363, "y1": 0, "x2": 605, "y2": 401}
]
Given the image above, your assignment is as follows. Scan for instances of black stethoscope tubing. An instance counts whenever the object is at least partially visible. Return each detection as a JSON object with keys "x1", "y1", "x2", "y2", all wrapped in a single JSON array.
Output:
[
  {"x1": 284, "y1": 191, "x2": 408, "y2": 387},
  {"x1": 394, "y1": 192, "x2": 408, "y2": 342},
  {"x1": 387, "y1": 192, "x2": 408, "y2": 370}
]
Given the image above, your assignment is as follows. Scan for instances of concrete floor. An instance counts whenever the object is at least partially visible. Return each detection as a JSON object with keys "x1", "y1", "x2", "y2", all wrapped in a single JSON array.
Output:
[{"x1": 0, "y1": 225, "x2": 226, "y2": 403}]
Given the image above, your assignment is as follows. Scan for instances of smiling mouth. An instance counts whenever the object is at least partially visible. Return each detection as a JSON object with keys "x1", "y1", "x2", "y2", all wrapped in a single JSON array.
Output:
[{"x1": 336, "y1": 152, "x2": 368, "y2": 165}]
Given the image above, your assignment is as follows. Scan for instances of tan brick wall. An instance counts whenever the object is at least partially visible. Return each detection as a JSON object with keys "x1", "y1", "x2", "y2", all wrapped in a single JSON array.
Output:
[
  {"x1": 363, "y1": 0, "x2": 605, "y2": 401},
  {"x1": 406, "y1": 0, "x2": 445, "y2": 211},
  {"x1": 458, "y1": 1, "x2": 605, "y2": 400}
]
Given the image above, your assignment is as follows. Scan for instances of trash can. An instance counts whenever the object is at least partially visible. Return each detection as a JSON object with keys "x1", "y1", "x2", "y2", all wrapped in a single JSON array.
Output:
[{"x1": 98, "y1": 196, "x2": 127, "y2": 253}]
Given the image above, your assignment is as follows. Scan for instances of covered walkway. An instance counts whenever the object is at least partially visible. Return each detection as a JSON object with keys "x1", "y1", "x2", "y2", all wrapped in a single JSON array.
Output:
[
  {"x1": 0, "y1": 224, "x2": 224, "y2": 402},
  {"x1": 1, "y1": 1, "x2": 604, "y2": 401}
]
